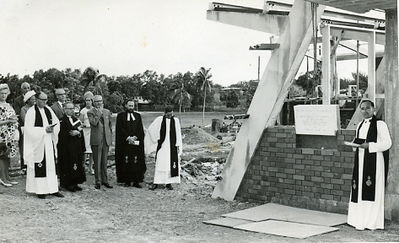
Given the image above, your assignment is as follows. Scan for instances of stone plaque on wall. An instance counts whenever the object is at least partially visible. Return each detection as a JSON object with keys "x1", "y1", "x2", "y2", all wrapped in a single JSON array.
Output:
[{"x1": 294, "y1": 105, "x2": 340, "y2": 136}]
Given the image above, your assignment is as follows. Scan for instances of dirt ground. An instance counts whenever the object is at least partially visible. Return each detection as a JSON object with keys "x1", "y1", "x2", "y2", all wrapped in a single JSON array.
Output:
[{"x1": 1, "y1": 131, "x2": 399, "y2": 242}]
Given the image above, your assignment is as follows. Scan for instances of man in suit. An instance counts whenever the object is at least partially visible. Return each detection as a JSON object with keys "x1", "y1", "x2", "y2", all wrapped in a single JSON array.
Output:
[
  {"x1": 87, "y1": 95, "x2": 113, "y2": 189},
  {"x1": 51, "y1": 88, "x2": 67, "y2": 119},
  {"x1": 13, "y1": 82, "x2": 31, "y2": 115}
]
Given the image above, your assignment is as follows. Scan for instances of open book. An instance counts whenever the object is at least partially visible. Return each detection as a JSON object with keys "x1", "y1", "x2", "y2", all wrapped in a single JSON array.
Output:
[{"x1": 343, "y1": 138, "x2": 365, "y2": 147}]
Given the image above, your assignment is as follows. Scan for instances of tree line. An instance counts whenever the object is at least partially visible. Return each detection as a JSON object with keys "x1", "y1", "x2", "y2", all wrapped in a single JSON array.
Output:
[{"x1": 0, "y1": 67, "x2": 258, "y2": 113}]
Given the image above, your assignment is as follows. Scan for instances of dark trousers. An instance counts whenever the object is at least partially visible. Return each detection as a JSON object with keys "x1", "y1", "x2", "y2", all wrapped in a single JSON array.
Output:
[
  {"x1": 18, "y1": 127, "x2": 25, "y2": 169},
  {"x1": 91, "y1": 140, "x2": 109, "y2": 185}
]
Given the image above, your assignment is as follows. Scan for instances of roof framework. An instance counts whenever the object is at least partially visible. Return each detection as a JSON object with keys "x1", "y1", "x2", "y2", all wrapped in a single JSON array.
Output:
[{"x1": 305, "y1": 0, "x2": 396, "y2": 13}]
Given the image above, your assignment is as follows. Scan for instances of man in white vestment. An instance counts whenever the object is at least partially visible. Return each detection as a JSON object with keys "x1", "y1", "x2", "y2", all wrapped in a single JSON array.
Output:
[
  {"x1": 347, "y1": 99, "x2": 391, "y2": 230},
  {"x1": 24, "y1": 92, "x2": 64, "y2": 199},
  {"x1": 146, "y1": 107, "x2": 182, "y2": 190}
]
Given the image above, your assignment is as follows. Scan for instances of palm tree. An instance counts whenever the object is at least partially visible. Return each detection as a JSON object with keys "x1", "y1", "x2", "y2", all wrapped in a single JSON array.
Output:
[
  {"x1": 198, "y1": 67, "x2": 212, "y2": 126},
  {"x1": 172, "y1": 82, "x2": 191, "y2": 115}
]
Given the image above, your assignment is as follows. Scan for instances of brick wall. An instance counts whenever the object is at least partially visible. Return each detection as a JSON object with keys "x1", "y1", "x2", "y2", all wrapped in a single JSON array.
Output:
[{"x1": 236, "y1": 126, "x2": 356, "y2": 214}]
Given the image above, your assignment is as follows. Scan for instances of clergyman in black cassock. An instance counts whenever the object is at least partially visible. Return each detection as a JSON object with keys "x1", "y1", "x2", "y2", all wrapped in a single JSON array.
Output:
[
  {"x1": 115, "y1": 100, "x2": 146, "y2": 187},
  {"x1": 57, "y1": 102, "x2": 86, "y2": 192}
]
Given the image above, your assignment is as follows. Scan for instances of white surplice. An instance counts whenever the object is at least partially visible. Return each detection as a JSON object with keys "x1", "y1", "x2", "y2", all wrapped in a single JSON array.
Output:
[
  {"x1": 24, "y1": 106, "x2": 60, "y2": 195},
  {"x1": 145, "y1": 116, "x2": 182, "y2": 184},
  {"x1": 347, "y1": 118, "x2": 392, "y2": 230}
]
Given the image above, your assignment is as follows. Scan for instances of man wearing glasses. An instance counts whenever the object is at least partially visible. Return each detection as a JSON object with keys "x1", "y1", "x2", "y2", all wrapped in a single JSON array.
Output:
[
  {"x1": 24, "y1": 92, "x2": 64, "y2": 199},
  {"x1": 87, "y1": 95, "x2": 113, "y2": 189},
  {"x1": 51, "y1": 88, "x2": 67, "y2": 119}
]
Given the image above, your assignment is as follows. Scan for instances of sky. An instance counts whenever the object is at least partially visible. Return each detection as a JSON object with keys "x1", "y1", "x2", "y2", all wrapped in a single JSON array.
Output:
[{"x1": 0, "y1": 0, "x2": 369, "y2": 86}]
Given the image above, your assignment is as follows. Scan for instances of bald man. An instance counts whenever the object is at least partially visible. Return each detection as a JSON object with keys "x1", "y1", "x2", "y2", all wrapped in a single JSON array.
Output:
[
  {"x1": 24, "y1": 92, "x2": 64, "y2": 199},
  {"x1": 87, "y1": 95, "x2": 113, "y2": 189}
]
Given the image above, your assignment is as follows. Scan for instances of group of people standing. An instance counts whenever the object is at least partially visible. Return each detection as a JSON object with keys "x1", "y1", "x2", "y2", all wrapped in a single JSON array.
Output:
[{"x1": 0, "y1": 82, "x2": 183, "y2": 199}]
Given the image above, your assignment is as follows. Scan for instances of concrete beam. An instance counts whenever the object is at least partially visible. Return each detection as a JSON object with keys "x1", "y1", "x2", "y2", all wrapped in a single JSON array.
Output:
[
  {"x1": 384, "y1": 7, "x2": 399, "y2": 222},
  {"x1": 330, "y1": 26, "x2": 385, "y2": 45},
  {"x1": 206, "y1": 10, "x2": 286, "y2": 35},
  {"x1": 322, "y1": 25, "x2": 331, "y2": 104},
  {"x1": 367, "y1": 31, "x2": 376, "y2": 103},
  {"x1": 212, "y1": 0, "x2": 325, "y2": 201}
]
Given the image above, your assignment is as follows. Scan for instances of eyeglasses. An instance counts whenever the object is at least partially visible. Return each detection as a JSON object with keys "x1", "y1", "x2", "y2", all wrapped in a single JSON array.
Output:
[
  {"x1": 38, "y1": 98, "x2": 48, "y2": 101},
  {"x1": 94, "y1": 100, "x2": 103, "y2": 103}
]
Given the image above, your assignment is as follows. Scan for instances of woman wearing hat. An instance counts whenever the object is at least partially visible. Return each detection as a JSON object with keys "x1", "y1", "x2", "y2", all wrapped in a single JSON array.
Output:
[
  {"x1": 79, "y1": 91, "x2": 94, "y2": 174},
  {"x1": 0, "y1": 84, "x2": 19, "y2": 187},
  {"x1": 18, "y1": 90, "x2": 36, "y2": 173},
  {"x1": 20, "y1": 90, "x2": 36, "y2": 125}
]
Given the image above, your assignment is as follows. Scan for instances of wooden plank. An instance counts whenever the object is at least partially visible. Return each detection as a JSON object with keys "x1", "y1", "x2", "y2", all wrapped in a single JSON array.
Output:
[
  {"x1": 211, "y1": 0, "x2": 325, "y2": 201},
  {"x1": 322, "y1": 25, "x2": 331, "y2": 104}
]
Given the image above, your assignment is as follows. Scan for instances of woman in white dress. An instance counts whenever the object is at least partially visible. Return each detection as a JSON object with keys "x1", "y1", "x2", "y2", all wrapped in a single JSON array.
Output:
[{"x1": 79, "y1": 92, "x2": 94, "y2": 175}]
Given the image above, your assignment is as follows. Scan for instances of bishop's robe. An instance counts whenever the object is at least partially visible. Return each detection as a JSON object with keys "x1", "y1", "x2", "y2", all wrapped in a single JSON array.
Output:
[
  {"x1": 347, "y1": 116, "x2": 391, "y2": 230},
  {"x1": 115, "y1": 111, "x2": 146, "y2": 184},
  {"x1": 57, "y1": 115, "x2": 86, "y2": 188},
  {"x1": 145, "y1": 115, "x2": 182, "y2": 184},
  {"x1": 24, "y1": 105, "x2": 60, "y2": 195}
]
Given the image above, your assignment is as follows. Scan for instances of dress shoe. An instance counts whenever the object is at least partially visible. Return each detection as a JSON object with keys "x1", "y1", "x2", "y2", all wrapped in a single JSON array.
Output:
[
  {"x1": 102, "y1": 183, "x2": 113, "y2": 189},
  {"x1": 52, "y1": 192, "x2": 65, "y2": 198},
  {"x1": 95, "y1": 184, "x2": 101, "y2": 189},
  {"x1": 149, "y1": 184, "x2": 158, "y2": 190},
  {"x1": 9, "y1": 181, "x2": 18, "y2": 185},
  {"x1": 65, "y1": 186, "x2": 76, "y2": 192},
  {"x1": 132, "y1": 182, "x2": 142, "y2": 188},
  {"x1": 165, "y1": 184, "x2": 173, "y2": 190},
  {"x1": 37, "y1": 194, "x2": 46, "y2": 199},
  {"x1": 0, "y1": 179, "x2": 12, "y2": 187},
  {"x1": 74, "y1": 185, "x2": 83, "y2": 191}
]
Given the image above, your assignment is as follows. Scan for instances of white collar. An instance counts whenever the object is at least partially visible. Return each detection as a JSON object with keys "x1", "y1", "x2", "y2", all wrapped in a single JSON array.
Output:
[{"x1": 127, "y1": 112, "x2": 135, "y2": 121}]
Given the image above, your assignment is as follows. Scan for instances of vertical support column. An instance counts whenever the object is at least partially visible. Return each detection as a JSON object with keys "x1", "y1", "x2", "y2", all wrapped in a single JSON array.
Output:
[
  {"x1": 321, "y1": 24, "x2": 331, "y2": 104},
  {"x1": 385, "y1": 8, "x2": 399, "y2": 222},
  {"x1": 368, "y1": 31, "x2": 376, "y2": 103}
]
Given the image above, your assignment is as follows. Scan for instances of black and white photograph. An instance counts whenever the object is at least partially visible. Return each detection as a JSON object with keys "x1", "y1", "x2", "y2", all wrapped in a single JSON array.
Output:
[{"x1": 0, "y1": 0, "x2": 399, "y2": 242}]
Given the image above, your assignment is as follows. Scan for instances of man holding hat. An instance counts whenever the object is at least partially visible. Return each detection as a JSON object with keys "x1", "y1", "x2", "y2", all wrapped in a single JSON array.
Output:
[
  {"x1": 87, "y1": 95, "x2": 113, "y2": 189},
  {"x1": 51, "y1": 88, "x2": 67, "y2": 119}
]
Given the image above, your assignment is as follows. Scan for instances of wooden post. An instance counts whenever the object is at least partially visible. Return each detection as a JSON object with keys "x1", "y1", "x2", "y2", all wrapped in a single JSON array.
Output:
[
  {"x1": 368, "y1": 31, "x2": 376, "y2": 103},
  {"x1": 385, "y1": 8, "x2": 399, "y2": 222},
  {"x1": 321, "y1": 24, "x2": 331, "y2": 104}
]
